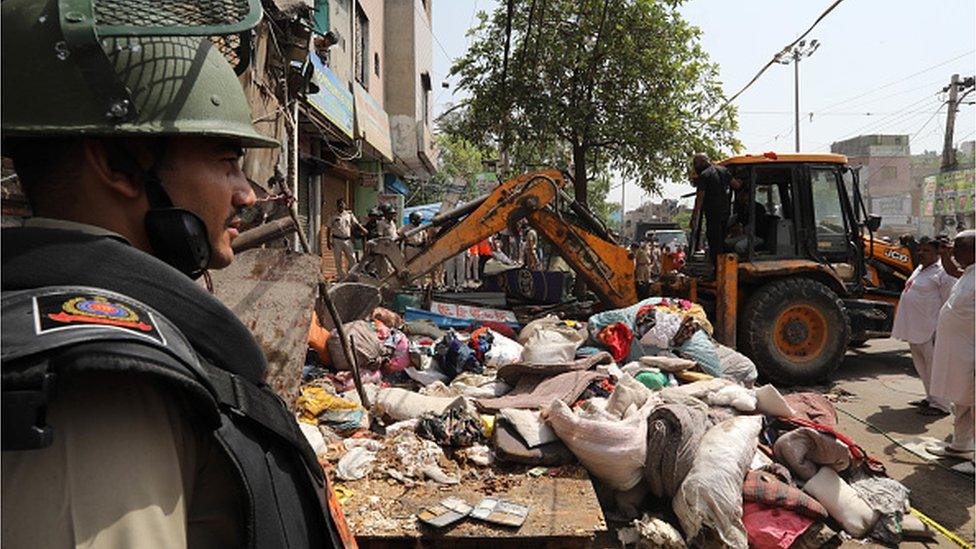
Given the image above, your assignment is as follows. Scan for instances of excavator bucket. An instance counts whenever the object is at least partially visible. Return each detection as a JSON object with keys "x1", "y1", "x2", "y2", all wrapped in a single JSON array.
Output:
[{"x1": 209, "y1": 248, "x2": 322, "y2": 408}]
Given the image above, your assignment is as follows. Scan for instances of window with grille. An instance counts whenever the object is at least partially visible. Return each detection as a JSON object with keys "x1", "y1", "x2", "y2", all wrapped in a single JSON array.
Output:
[{"x1": 354, "y1": 3, "x2": 369, "y2": 89}]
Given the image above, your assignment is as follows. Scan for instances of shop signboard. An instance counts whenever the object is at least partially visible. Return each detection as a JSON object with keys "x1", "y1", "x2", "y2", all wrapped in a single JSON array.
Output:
[
  {"x1": 353, "y1": 83, "x2": 394, "y2": 162},
  {"x1": 429, "y1": 301, "x2": 518, "y2": 324},
  {"x1": 307, "y1": 56, "x2": 354, "y2": 138}
]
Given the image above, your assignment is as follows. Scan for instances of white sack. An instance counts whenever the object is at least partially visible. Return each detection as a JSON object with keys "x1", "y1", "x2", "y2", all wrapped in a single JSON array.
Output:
[
  {"x1": 712, "y1": 342, "x2": 759, "y2": 387},
  {"x1": 299, "y1": 422, "x2": 327, "y2": 460},
  {"x1": 802, "y1": 466, "x2": 879, "y2": 537},
  {"x1": 499, "y1": 408, "x2": 558, "y2": 448},
  {"x1": 606, "y1": 373, "x2": 658, "y2": 418},
  {"x1": 336, "y1": 446, "x2": 376, "y2": 480},
  {"x1": 546, "y1": 399, "x2": 652, "y2": 491},
  {"x1": 373, "y1": 387, "x2": 469, "y2": 421},
  {"x1": 672, "y1": 415, "x2": 762, "y2": 549}
]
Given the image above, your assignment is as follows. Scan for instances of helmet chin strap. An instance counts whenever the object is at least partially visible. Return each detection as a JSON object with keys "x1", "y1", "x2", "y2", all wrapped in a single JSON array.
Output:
[{"x1": 105, "y1": 141, "x2": 212, "y2": 279}]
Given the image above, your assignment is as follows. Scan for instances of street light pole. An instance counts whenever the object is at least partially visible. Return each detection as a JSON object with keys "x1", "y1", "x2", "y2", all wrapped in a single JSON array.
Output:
[
  {"x1": 776, "y1": 40, "x2": 820, "y2": 152},
  {"x1": 794, "y1": 52, "x2": 800, "y2": 152}
]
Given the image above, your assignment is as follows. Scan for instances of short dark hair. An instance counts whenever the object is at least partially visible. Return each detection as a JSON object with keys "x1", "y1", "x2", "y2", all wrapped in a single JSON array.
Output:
[
  {"x1": 4, "y1": 137, "x2": 82, "y2": 210},
  {"x1": 916, "y1": 236, "x2": 938, "y2": 251}
]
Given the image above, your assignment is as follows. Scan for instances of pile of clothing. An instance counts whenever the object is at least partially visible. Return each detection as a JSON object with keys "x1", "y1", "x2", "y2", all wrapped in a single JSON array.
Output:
[{"x1": 297, "y1": 299, "x2": 923, "y2": 548}]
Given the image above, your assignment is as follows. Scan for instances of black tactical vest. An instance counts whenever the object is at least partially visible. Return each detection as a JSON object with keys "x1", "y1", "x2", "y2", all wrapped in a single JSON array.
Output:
[{"x1": 2, "y1": 227, "x2": 341, "y2": 548}]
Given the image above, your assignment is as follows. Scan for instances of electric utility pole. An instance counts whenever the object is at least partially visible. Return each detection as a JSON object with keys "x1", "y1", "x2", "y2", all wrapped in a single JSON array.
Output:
[
  {"x1": 937, "y1": 74, "x2": 975, "y2": 233},
  {"x1": 776, "y1": 40, "x2": 820, "y2": 152}
]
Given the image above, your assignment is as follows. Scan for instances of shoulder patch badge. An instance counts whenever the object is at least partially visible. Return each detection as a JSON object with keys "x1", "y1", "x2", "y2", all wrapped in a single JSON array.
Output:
[{"x1": 33, "y1": 292, "x2": 165, "y2": 345}]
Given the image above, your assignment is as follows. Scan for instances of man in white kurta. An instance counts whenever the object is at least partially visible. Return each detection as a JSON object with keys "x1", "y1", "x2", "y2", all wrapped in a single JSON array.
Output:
[
  {"x1": 928, "y1": 230, "x2": 976, "y2": 457},
  {"x1": 891, "y1": 238, "x2": 957, "y2": 413}
]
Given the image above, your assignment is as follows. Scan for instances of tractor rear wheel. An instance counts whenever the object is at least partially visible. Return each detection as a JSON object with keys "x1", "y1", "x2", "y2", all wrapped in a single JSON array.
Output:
[{"x1": 740, "y1": 278, "x2": 850, "y2": 385}]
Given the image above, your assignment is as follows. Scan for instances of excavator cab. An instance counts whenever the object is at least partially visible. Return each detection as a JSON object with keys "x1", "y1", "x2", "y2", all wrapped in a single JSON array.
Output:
[{"x1": 682, "y1": 153, "x2": 897, "y2": 384}]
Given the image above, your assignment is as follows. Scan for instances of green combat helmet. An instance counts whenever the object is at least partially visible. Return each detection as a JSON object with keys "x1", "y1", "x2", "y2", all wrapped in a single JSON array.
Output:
[
  {"x1": 2, "y1": 0, "x2": 279, "y2": 277},
  {"x1": 2, "y1": 0, "x2": 276, "y2": 147}
]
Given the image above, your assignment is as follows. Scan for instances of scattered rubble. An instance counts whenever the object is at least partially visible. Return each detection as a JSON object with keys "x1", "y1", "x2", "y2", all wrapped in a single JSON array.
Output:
[{"x1": 294, "y1": 291, "x2": 915, "y2": 546}]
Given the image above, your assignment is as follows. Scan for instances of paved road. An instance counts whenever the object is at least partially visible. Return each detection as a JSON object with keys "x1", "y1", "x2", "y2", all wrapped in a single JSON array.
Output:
[{"x1": 801, "y1": 338, "x2": 974, "y2": 547}]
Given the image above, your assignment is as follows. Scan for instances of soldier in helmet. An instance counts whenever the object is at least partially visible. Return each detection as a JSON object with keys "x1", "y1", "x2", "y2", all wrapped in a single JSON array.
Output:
[
  {"x1": 401, "y1": 211, "x2": 428, "y2": 263},
  {"x1": 376, "y1": 203, "x2": 398, "y2": 239},
  {"x1": 364, "y1": 206, "x2": 383, "y2": 240},
  {"x1": 1, "y1": 1, "x2": 345, "y2": 546}
]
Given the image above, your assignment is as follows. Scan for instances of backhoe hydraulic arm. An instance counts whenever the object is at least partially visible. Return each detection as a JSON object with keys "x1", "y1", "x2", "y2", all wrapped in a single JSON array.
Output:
[{"x1": 381, "y1": 169, "x2": 565, "y2": 290}]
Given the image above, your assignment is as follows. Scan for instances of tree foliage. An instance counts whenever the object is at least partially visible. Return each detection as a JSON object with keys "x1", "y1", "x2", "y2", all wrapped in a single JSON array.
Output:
[
  {"x1": 408, "y1": 133, "x2": 488, "y2": 206},
  {"x1": 447, "y1": 0, "x2": 740, "y2": 205}
]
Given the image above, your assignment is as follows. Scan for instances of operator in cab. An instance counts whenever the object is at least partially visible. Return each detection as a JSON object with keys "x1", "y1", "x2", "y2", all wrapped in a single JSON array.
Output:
[{"x1": 1, "y1": 0, "x2": 346, "y2": 547}]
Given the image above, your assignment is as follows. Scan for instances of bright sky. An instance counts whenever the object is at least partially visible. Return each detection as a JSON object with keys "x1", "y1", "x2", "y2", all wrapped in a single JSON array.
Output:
[{"x1": 430, "y1": 0, "x2": 976, "y2": 211}]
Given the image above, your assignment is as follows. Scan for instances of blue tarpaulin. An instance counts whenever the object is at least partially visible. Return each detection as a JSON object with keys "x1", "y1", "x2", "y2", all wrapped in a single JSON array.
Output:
[{"x1": 402, "y1": 202, "x2": 442, "y2": 225}]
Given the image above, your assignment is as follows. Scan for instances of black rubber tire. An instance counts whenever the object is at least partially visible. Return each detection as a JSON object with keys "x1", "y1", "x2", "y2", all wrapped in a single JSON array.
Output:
[{"x1": 739, "y1": 278, "x2": 850, "y2": 385}]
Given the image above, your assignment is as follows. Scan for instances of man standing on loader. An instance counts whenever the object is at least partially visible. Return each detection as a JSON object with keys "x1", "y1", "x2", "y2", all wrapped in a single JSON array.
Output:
[
  {"x1": 1, "y1": 1, "x2": 347, "y2": 546},
  {"x1": 692, "y1": 153, "x2": 739, "y2": 267}
]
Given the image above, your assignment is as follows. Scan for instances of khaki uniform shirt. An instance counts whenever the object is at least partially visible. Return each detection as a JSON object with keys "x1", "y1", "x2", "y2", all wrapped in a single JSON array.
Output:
[
  {"x1": 400, "y1": 225, "x2": 427, "y2": 247},
  {"x1": 329, "y1": 210, "x2": 358, "y2": 239},
  {"x1": 376, "y1": 218, "x2": 398, "y2": 239},
  {"x1": 635, "y1": 248, "x2": 652, "y2": 282},
  {"x1": 3, "y1": 219, "x2": 243, "y2": 549}
]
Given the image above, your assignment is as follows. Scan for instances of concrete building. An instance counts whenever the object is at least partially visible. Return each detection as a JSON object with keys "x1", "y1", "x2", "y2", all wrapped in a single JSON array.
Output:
[
  {"x1": 300, "y1": 0, "x2": 436, "y2": 277},
  {"x1": 384, "y1": 0, "x2": 439, "y2": 181},
  {"x1": 623, "y1": 199, "x2": 689, "y2": 240},
  {"x1": 831, "y1": 134, "x2": 913, "y2": 234}
]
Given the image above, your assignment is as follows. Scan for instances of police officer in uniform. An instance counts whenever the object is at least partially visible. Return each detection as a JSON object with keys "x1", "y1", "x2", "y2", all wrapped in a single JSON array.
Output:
[
  {"x1": 1, "y1": 1, "x2": 346, "y2": 547},
  {"x1": 326, "y1": 198, "x2": 365, "y2": 278},
  {"x1": 400, "y1": 211, "x2": 428, "y2": 263}
]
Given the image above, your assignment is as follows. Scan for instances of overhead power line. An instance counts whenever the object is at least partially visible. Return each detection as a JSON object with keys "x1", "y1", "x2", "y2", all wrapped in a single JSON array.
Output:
[
  {"x1": 741, "y1": 110, "x2": 947, "y2": 116},
  {"x1": 752, "y1": 77, "x2": 955, "y2": 146},
  {"x1": 413, "y1": 1, "x2": 455, "y2": 67},
  {"x1": 813, "y1": 50, "x2": 975, "y2": 114},
  {"x1": 814, "y1": 93, "x2": 942, "y2": 149},
  {"x1": 705, "y1": 0, "x2": 846, "y2": 123}
]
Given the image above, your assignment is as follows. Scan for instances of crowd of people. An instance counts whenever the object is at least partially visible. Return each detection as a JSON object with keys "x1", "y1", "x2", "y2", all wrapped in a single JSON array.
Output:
[
  {"x1": 892, "y1": 230, "x2": 976, "y2": 467},
  {"x1": 631, "y1": 238, "x2": 687, "y2": 296}
]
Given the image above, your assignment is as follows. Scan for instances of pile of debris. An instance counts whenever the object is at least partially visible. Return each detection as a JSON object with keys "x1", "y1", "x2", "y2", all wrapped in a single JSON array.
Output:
[{"x1": 298, "y1": 296, "x2": 931, "y2": 547}]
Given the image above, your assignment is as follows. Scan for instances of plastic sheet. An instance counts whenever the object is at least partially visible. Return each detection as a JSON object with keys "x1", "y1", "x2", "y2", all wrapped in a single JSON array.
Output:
[
  {"x1": 336, "y1": 446, "x2": 376, "y2": 481},
  {"x1": 483, "y1": 329, "x2": 524, "y2": 368},
  {"x1": 672, "y1": 415, "x2": 762, "y2": 549},
  {"x1": 707, "y1": 384, "x2": 757, "y2": 412}
]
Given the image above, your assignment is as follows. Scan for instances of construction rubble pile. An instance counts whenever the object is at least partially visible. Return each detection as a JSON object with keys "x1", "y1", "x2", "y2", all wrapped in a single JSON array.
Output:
[{"x1": 298, "y1": 296, "x2": 932, "y2": 547}]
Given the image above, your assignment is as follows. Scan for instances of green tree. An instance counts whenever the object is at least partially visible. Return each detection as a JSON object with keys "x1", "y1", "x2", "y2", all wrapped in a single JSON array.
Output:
[
  {"x1": 673, "y1": 209, "x2": 692, "y2": 230},
  {"x1": 448, "y1": 0, "x2": 740, "y2": 206},
  {"x1": 408, "y1": 133, "x2": 488, "y2": 206}
]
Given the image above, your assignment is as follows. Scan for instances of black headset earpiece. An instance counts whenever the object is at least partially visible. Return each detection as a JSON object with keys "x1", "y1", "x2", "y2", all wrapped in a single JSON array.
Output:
[{"x1": 105, "y1": 140, "x2": 212, "y2": 279}]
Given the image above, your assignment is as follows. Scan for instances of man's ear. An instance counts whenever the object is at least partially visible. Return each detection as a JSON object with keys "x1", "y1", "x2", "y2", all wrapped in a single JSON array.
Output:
[{"x1": 81, "y1": 139, "x2": 142, "y2": 200}]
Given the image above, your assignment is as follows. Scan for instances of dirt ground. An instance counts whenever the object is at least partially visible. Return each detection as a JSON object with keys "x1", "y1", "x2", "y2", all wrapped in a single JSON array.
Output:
[{"x1": 808, "y1": 338, "x2": 975, "y2": 548}]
